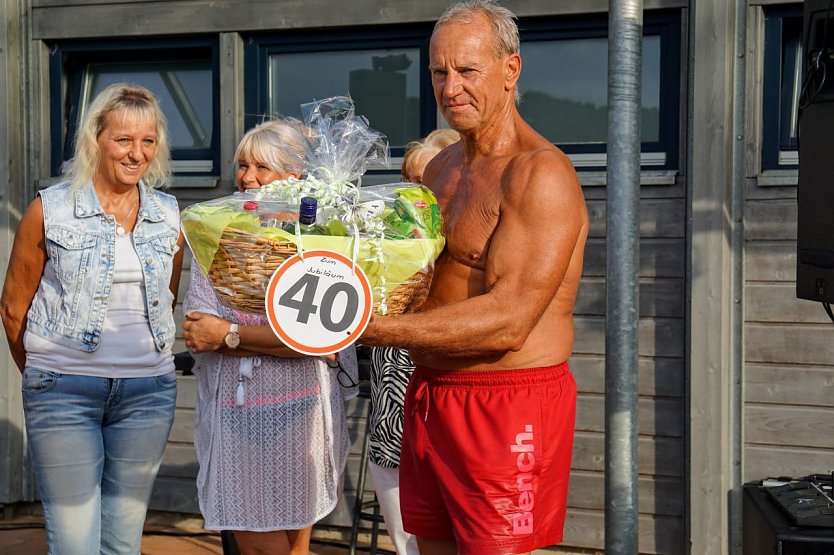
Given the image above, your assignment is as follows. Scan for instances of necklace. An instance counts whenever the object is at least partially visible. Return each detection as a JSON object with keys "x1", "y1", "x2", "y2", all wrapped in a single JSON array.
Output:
[{"x1": 113, "y1": 200, "x2": 138, "y2": 236}]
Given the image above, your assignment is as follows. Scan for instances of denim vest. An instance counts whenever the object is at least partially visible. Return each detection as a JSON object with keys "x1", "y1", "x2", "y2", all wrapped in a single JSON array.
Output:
[{"x1": 27, "y1": 180, "x2": 181, "y2": 352}]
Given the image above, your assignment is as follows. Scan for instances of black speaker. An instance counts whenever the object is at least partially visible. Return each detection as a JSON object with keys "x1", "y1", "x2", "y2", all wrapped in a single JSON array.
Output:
[
  {"x1": 796, "y1": 0, "x2": 834, "y2": 302},
  {"x1": 743, "y1": 483, "x2": 834, "y2": 555}
]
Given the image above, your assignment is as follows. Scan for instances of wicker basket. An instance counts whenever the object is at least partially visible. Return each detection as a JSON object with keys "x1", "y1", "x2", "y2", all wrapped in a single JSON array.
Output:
[{"x1": 207, "y1": 227, "x2": 433, "y2": 315}]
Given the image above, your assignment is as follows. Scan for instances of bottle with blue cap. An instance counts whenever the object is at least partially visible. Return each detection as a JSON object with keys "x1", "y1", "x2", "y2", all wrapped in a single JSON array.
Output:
[{"x1": 284, "y1": 196, "x2": 327, "y2": 235}]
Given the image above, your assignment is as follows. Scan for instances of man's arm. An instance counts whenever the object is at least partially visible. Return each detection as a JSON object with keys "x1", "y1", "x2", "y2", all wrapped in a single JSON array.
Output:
[{"x1": 361, "y1": 150, "x2": 587, "y2": 357}]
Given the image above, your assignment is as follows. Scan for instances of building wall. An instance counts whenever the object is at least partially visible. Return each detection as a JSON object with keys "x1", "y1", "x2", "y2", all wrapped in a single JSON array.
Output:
[
  {"x1": 6, "y1": 0, "x2": 831, "y2": 554},
  {"x1": 0, "y1": 0, "x2": 30, "y2": 507},
  {"x1": 742, "y1": 176, "x2": 834, "y2": 479},
  {"x1": 572, "y1": 176, "x2": 687, "y2": 553},
  {"x1": 9, "y1": 1, "x2": 691, "y2": 552},
  {"x1": 741, "y1": 0, "x2": 833, "y2": 486}
]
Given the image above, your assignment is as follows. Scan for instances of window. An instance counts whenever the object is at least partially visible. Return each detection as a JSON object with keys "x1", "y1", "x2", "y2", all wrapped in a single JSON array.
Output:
[
  {"x1": 50, "y1": 38, "x2": 220, "y2": 177},
  {"x1": 269, "y1": 50, "x2": 422, "y2": 149},
  {"x1": 517, "y1": 11, "x2": 681, "y2": 169},
  {"x1": 245, "y1": 13, "x2": 681, "y2": 172},
  {"x1": 244, "y1": 26, "x2": 434, "y2": 157},
  {"x1": 762, "y1": 6, "x2": 803, "y2": 170}
]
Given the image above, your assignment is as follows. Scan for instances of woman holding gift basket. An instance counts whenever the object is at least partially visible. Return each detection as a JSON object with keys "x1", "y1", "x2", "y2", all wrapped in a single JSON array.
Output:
[
  {"x1": 0, "y1": 83, "x2": 184, "y2": 555},
  {"x1": 182, "y1": 118, "x2": 359, "y2": 555}
]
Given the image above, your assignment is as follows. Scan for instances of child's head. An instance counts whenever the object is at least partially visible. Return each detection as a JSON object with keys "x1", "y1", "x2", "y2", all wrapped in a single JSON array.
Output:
[{"x1": 401, "y1": 128, "x2": 461, "y2": 183}]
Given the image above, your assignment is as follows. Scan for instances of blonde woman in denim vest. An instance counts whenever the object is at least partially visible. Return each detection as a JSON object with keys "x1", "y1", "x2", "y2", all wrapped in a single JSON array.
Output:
[{"x1": 0, "y1": 83, "x2": 184, "y2": 555}]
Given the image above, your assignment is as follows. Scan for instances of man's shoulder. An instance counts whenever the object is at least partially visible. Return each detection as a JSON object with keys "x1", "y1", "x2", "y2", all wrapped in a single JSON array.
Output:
[
  {"x1": 512, "y1": 143, "x2": 567, "y2": 165},
  {"x1": 423, "y1": 143, "x2": 462, "y2": 188},
  {"x1": 507, "y1": 143, "x2": 579, "y2": 189}
]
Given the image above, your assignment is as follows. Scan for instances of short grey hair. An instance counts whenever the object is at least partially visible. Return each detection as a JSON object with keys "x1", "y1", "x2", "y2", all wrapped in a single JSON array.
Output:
[
  {"x1": 234, "y1": 119, "x2": 310, "y2": 178},
  {"x1": 435, "y1": 0, "x2": 520, "y2": 59}
]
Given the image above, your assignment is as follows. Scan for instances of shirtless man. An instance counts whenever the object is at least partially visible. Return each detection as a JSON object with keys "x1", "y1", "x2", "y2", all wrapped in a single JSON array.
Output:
[{"x1": 361, "y1": 1, "x2": 588, "y2": 554}]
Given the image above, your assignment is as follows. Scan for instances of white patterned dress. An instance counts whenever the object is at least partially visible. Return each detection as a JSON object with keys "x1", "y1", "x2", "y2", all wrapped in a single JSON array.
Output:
[{"x1": 184, "y1": 263, "x2": 357, "y2": 531}]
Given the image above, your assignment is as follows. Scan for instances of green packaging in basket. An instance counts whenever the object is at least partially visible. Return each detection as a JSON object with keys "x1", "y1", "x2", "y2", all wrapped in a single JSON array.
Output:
[{"x1": 386, "y1": 186, "x2": 442, "y2": 239}]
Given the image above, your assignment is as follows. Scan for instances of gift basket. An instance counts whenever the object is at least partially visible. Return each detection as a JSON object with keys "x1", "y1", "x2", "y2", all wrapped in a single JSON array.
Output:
[{"x1": 182, "y1": 96, "x2": 445, "y2": 316}]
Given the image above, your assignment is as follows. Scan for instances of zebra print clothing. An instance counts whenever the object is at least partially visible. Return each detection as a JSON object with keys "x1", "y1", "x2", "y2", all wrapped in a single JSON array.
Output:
[{"x1": 369, "y1": 346, "x2": 415, "y2": 468}]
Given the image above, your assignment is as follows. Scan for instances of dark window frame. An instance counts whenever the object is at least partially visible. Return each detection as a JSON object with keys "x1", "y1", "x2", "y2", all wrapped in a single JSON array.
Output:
[
  {"x1": 49, "y1": 36, "x2": 221, "y2": 177},
  {"x1": 762, "y1": 5, "x2": 803, "y2": 171},
  {"x1": 244, "y1": 11, "x2": 681, "y2": 170},
  {"x1": 518, "y1": 10, "x2": 681, "y2": 170},
  {"x1": 243, "y1": 24, "x2": 435, "y2": 159}
]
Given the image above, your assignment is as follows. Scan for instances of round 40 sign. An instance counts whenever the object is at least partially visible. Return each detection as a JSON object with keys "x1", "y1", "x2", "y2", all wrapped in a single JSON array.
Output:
[{"x1": 265, "y1": 250, "x2": 372, "y2": 356}]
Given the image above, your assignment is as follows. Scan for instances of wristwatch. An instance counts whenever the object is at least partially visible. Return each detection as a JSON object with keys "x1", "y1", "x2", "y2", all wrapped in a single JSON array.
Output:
[{"x1": 224, "y1": 323, "x2": 240, "y2": 349}]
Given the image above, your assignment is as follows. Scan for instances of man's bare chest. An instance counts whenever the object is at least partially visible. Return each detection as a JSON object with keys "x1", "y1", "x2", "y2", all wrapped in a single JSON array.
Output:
[{"x1": 439, "y1": 183, "x2": 502, "y2": 267}]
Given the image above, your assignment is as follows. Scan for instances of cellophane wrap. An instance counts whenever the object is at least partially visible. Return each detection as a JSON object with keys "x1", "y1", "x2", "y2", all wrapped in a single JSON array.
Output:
[{"x1": 181, "y1": 96, "x2": 445, "y2": 315}]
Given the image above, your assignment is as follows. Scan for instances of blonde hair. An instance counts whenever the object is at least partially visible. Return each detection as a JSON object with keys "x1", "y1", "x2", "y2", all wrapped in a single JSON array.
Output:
[
  {"x1": 234, "y1": 119, "x2": 309, "y2": 177},
  {"x1": 63, "y1": 83, "x2": 171, "y2": 189},
  {"x1": 401, "y1": 128, "x2": 461, "y2": 182},
  {"x1": 434, "y1": 0, "x2": 521, "y2": 104}
]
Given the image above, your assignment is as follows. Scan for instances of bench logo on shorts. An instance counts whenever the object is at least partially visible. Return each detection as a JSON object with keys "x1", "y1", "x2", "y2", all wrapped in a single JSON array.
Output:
[{"x1": 510, "y1": 424, "x2": 535, "y2": 536}]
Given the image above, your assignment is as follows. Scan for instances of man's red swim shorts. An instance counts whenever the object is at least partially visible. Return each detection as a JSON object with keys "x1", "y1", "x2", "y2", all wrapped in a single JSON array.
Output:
[{"x1": 399, "y1": 362, "x2": 576, "y2": 555}]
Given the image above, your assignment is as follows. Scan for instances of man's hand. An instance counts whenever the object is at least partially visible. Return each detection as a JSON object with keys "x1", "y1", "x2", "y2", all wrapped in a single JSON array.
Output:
[{"x1": 183, "y1": 312, "x2": 229, "y2": 354}]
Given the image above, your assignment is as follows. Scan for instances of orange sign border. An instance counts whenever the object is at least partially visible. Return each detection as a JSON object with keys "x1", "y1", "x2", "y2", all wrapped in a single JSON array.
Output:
[{"x1": 265, "y1": 249, "x2": 372, "y2": 355}]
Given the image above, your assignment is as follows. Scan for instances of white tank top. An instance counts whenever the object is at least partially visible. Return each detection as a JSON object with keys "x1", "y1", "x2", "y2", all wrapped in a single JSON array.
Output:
[{"x1": 24, "y1": 233, "x2": 173, "y2": 377}]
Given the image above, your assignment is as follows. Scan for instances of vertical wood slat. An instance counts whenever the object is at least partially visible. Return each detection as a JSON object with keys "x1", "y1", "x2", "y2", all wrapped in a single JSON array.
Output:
[
  {"x1": 0, "y1": 0, "x2": 26, "y2": 505},
  {"x1": 688, "y1": 1, "x2": 739, "y2": 554},
  {"x1": 219, "y1": 32, "x2": 244, "y2": 192}
]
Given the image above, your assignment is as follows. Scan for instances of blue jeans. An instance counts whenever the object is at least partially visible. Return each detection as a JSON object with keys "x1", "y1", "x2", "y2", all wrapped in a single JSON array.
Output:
[{"x1": 22, "y1": 368, "x2": 177, "y2": 555}]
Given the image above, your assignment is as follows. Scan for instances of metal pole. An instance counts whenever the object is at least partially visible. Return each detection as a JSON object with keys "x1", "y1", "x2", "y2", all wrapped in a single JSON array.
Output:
[
  {"x1": 729, "y1": 1, "x2": 747, "y2": 552},
  {"x1": 605, "y1": 1, "x2": 642, "y2": 554}
]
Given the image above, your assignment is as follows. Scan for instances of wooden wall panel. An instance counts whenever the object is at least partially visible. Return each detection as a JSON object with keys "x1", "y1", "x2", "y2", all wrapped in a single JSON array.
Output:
[
  {"x1": 575, "y1": 277, "x2": 685, "y2": 318},
  {"x1": 570, "y1": 354, "x2": 684, "y2": 397},
  {"x1": 566, "y1": 472, "x2": 683, "y2": 517},
  {"x1": 573, "y1": 316, "x2": 685, "y2": 358},
  {"x1": 576, "y1": 395, "x2": 683, "y2": 438},
  {"x1": 585, "y1": 198, "x2": 686, "y2": 239},
  {"x1": 745, "y1": 445, "x2": 834, "y2": 482},
  {"x1": 571, "y1": 431, "x2": 683, "y2": 477},
  {"x1": 745, "y1": 282, "x2": 831, "y2": 324},
  {"x1": 745, "y1": 200, "x2": 797, "y2": 241},
  {"x1": 743, "y1": 193, "x2": 834, "y2": 489},
  {"x1": 167, "y1": 408, "x2": 196, "y2": 444},
  {"x1": 149, "y1": 476, "x2": 200, "y2": 514},
  {"x1": 158, "y1": 443, "x2": 199, "y2": 478},
  {"x1": 745, "y1": 323, "x2": 834, "y2": 366},
  {"x1": 562, "y1": 509, "x2": 684, "y2": 555},
  {"x1": 745, "y1": 404, "x2": 834, "y2": 449},
  {"x1": 744, "y1": 241, "x2": 796, "y2": 282},
  {"x1": 31, "y1": 0, "x2": 688, "y2": 39},
  {"x1": 583, "y1": 238, "x2": 686, "y2": 278},
  {"x1": 745, "y1": 363, "x2": 834, "y2": 405}
]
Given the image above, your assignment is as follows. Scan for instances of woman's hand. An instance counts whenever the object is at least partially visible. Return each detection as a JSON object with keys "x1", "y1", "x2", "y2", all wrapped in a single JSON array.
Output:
[
  {"x1": 183, "y1": 312, "x2": 229, "y2": 353},
  {"x1": 183, "y1": 312, "x2": 335, "y2": 359}
]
